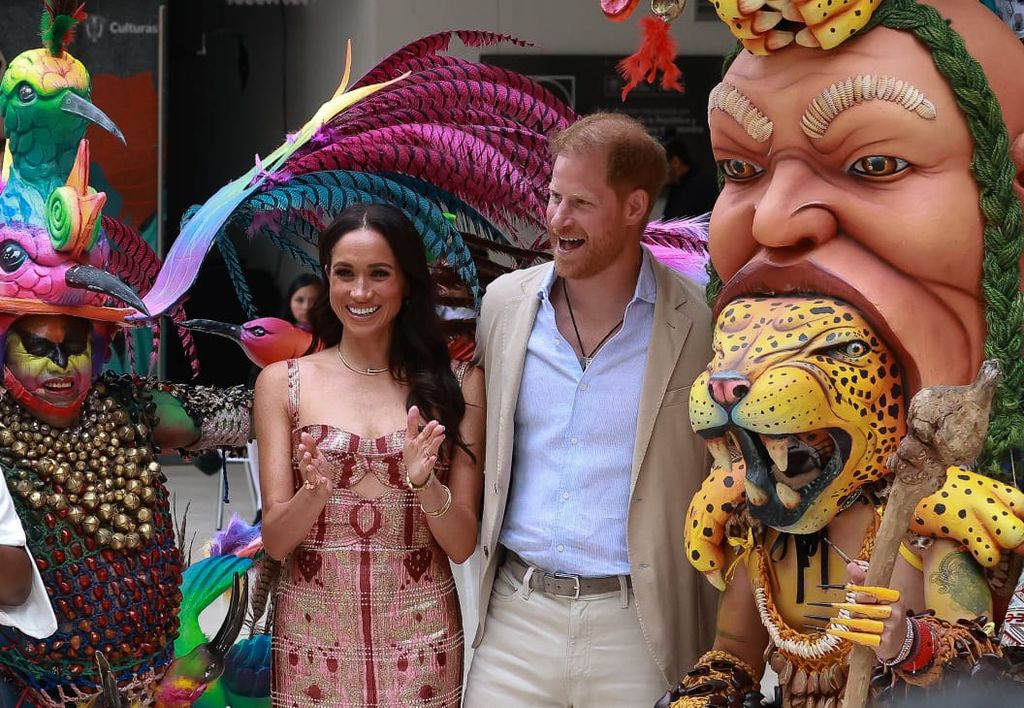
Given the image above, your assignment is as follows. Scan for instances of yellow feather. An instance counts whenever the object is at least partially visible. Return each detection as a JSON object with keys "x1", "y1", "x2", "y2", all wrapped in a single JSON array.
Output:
[{"x1": 1, "y1": 140, "x2": 10, "y2": 185}]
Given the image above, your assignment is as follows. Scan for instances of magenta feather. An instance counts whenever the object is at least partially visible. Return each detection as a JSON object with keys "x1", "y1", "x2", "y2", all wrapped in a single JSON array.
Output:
[
  {"x1": 642, "y1": 216, "x2": 710, "y2": 253},
  {"x1": 646, "y1": 244, "x2": 710, "y2": 285},
  {"x1": 287, "y1": 143, "x2": 545, "y2": 237},
  {"x1": 103, "y1": 217, "x2": 160, "y2": 296},
  {"x1": 329, "y1": 106, "x2": 534, "y2": 138},
  {"x1": 171, "y1": 305, "x2": 201, "y2": 377},
  {"x1": 642, "y1": 217, "x2": 710, "y2": 284},
  {"x1": 329, "y1": 124, "x2": 549, "y2": 190},
  {"x1": 353, "y1": 59, "x2": 574, "y2": 128},
  {"x1": 324, "y1": 120, "x2": 551, "y2": 170},
  {"x1": 353, "y1": 30, "x2": 533, "y2": 88},
  {"x1": 346, "y1": 75, "x2": 571, "y2": 134}
]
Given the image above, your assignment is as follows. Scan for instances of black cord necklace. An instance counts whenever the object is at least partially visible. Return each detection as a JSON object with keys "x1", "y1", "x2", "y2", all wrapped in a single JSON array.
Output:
[{"x1": 561, "y1": 278, "x2": 624, "y2": 370}]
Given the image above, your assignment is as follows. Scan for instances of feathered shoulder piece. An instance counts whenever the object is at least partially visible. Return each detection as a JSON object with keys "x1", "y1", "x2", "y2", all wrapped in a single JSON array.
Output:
[
  {"x1": 135, "y1": 30, "x2": 576, "y2": 320},
  {"x1": 40, "y1": 1, "x2": 86, "y2": 57}
]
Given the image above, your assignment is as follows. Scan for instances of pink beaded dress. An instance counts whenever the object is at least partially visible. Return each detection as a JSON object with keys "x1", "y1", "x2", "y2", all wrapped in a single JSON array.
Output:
[{"x1": 271, "y1": 359, "x2": 465, "y2": 707}]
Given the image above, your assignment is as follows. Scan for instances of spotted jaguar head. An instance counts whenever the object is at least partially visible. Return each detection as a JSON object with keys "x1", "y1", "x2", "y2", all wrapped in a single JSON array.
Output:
[{"x1": 690, "y1": 296, "x2": 906, "y2": 533}]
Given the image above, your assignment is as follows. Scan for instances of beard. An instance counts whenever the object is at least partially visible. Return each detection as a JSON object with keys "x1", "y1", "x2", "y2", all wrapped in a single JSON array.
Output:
[{"x1": 550, "y1": 228, "x2": 627, "y2": 280}]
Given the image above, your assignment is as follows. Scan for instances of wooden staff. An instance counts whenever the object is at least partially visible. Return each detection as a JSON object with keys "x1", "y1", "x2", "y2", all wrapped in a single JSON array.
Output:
[{"x1": 842, "y1": 360, "x2": 1003, "y2": 708}]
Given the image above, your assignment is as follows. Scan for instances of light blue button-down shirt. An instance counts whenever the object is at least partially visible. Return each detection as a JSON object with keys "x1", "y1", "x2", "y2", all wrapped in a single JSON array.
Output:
[{"x1": 499, "y1": 248, "x2": 656, "y2": 576}]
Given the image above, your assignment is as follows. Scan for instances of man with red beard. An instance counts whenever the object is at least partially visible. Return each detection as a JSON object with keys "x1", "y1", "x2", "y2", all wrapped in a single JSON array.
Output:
[{"x1": 464, "y1": 113, "x2": 716, "y2": 706}]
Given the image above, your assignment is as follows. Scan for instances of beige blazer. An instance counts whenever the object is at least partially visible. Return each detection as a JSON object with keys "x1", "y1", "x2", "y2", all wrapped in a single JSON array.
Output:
[{"x1": 473, "y1": 256, "x2": 719, "y2": 684}]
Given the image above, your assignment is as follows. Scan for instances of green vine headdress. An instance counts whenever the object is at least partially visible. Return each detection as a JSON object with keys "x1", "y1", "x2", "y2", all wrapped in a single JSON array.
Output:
[{"x1": 707, "y1": 0, "x2": 1024, "y2": 478}]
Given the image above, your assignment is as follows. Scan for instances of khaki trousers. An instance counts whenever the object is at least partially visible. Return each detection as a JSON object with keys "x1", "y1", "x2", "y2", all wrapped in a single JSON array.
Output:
[{"x1": 463, "y1": 563, "x2": 668, "y2": 707}]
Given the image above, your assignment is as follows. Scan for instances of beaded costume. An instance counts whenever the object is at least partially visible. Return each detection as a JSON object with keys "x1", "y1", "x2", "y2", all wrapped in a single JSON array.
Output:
[
  {"x1": 0, "y1": 374, "x2": 182, "y2": 704},
  {"x1": 0, "y1": 3, "x2": 254, "y2": 705}
]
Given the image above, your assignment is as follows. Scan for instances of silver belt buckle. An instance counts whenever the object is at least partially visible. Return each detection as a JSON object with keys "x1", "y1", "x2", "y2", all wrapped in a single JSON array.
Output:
[{"x1": 551, "y1": 572, "x2": 582, "y2": 599}]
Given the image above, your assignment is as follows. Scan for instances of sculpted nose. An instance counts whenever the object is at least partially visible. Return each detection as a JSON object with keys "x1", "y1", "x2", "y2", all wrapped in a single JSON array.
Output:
[
  {"x1": 708, "y1": 371, "x2": 751, "y2": 408},
  {"x1": 750, "y1": 159, "x2": 838, "y2": 252}
]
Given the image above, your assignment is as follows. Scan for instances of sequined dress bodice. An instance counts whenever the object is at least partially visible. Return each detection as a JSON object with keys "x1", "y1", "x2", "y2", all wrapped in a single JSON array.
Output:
[{"x1": 271, "y1": 359, "x2": 463, "y2": 707}]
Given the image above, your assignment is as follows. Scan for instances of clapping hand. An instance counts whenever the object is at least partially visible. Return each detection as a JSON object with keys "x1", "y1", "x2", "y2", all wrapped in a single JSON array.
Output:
[
  {"x1": 296, "y1": 431, "x2": 334, "y2": 502},
  {"x1": 403, "y1": 405, "x2": 445, "y2": 489}
]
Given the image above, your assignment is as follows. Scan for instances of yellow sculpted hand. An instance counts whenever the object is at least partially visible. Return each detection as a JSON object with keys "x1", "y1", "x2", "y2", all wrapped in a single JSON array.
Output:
[
  {"x1": 911, "y1": 467, "x2": 1024, "y2": 568},
  {"x1": 684, "y1": 452, "x2": 747, "y2": 591}
]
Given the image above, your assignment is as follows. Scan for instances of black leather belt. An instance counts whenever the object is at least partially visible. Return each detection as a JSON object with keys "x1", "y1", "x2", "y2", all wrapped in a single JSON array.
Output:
[{"x1": 505, "y1": 551, "x2": 631, "y2": 599}]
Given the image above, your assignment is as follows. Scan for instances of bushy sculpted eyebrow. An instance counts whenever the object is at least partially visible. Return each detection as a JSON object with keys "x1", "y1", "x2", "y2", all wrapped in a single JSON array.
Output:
[
  {"x1": 708, "y1": 81, "x2": 774, "y2": 143},
  {"x1": 801, "y1": 74, "x2": 937, "y2": 139}
]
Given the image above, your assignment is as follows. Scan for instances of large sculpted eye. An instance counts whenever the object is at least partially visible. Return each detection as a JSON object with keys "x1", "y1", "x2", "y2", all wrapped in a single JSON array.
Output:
[
  {"x1": 16, "y1": 83, "x2": 36, "y2": 104},
  {"x1": 819, "y1": 339, "x2": 870, "y2": 361},
  {"x1": 718, "y1": 159, "x2": 764, "y2": 182},
  {"x1": 849, "y1": 155, "x2": 909, "y2": 178},
  {"x1": 0, "y1": 241, "x2": 28, "y2": 273}
]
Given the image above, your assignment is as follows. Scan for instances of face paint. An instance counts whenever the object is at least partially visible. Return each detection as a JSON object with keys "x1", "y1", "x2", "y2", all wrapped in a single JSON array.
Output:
[{"x1": 4, "y1": 315, "x2": 92, "y2": 427}]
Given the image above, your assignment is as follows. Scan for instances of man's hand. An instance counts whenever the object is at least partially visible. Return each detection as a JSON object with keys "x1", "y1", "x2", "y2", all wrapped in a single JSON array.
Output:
[
  {"x1": 0, "y1": 545, "x2": 32, "y2": 606},
  {"x1": 824, "y1": 562, "x2": 908, "y2": 662}
]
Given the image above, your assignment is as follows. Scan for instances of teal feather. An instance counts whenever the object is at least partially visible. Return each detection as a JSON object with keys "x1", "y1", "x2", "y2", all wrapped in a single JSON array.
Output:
[
  {"x1": 176, "y1": 554, "x2": 254, "y2": 657},
  {"x1": 258, "y1": 226, "x2": 320, "y2": 271},
  {"x1": 242, "y1": 176, "x2": 479, "y2": 291},
  {"x1": 380, "y1": 172, "x2": 514, "y2": 247},
  {"x1": 216, "y1": 231, "x2": 259, "y2": 319},
  {"x1": 283, "y1": 172, "x2": 478, "y2": 285}
]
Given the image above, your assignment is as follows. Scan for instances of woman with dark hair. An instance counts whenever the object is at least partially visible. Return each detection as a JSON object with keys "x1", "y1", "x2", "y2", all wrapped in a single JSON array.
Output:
[
  {"x1": 254, "y1": 203, "x2": 484, "y2": 706},
  {"x1": 280, "y1": 272, "x2": 323, "y2": 330}
]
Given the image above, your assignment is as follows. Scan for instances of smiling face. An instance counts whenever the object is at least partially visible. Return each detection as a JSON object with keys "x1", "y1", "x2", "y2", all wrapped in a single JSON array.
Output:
[
  {"x1": 4, "y1": 315, "x2": 93, "y2": 427},
  {"x1": 546, "y1": 149, "x2": 644, "y2": 280},
  {"x1": 326, "y1": 227, "x2": 406, "y2": 340},
  {"x1": 289, "y1": 283, "x2": 320, "y2": 325},
  {"x1": 709, "y1": 27, "x2": 987, "y2": 393}
]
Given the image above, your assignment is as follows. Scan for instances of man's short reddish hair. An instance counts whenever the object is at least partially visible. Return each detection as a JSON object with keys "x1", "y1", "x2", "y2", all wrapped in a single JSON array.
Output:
[{"x1": 550, "y1": 112, "x2": 669, "y2": 217}]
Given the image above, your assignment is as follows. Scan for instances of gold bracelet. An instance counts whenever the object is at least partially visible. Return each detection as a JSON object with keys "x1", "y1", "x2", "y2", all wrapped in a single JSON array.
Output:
[
  {"x1": 421, "y1": 484, "x2": 453, "y2": 517},
  {"x1": 404, "y1": 462, "x2": 434, "y2": 492}
]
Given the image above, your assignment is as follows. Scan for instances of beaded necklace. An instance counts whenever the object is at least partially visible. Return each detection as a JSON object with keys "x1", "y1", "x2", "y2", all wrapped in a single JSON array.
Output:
[
  {"x1": 751, "y1": 511, "x2": 880, "y2": 706},
  {"x1": 0, "y1": 379, "x2": 161, "y2": 550}
]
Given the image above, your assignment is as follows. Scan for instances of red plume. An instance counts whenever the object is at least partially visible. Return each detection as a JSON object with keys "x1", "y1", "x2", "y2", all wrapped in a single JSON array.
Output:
[{"x1": 617, "y1": 16, "x2": 684, "y2": 101}]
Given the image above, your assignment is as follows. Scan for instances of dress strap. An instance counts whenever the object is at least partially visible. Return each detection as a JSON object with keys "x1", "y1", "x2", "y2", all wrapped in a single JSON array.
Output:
[
  {"x1": 286, "y1": 359, "x2": 300, "y2": 428},
  {"x1": 452, "y1": 360, "x2": 472, "y2": 387}
]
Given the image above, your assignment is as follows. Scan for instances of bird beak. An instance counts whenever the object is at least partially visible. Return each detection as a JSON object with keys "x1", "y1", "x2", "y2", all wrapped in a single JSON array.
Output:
[
  {"x1": 94, "y1": 651, "x2": 125, "y2": 708},
  {"x1": 59, "y1": 92, "x2": 126, "y2": 146},
  {"x1": 180, "y1": 319, "x2": 242, "y2": 343},
  {"x1": 210, "y1": 572, "x2": 249, "y2": 657},
  {"x1": 65, "y1": 264, "x2": 150, "y2": 316}
]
